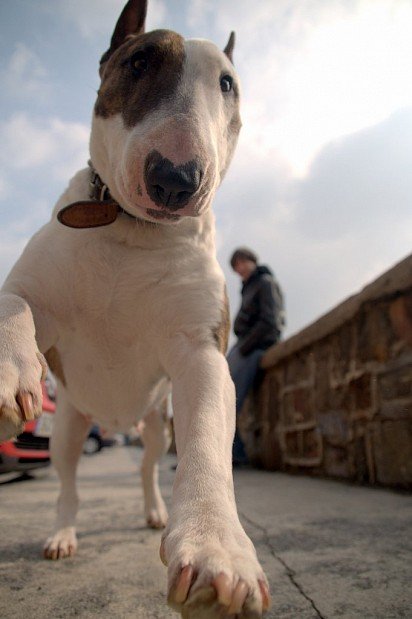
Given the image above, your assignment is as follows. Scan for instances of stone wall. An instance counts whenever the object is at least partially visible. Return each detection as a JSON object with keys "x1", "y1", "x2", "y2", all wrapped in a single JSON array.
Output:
[{"x1": 239, "y1": 254, "x2": 412, "y2": 488}]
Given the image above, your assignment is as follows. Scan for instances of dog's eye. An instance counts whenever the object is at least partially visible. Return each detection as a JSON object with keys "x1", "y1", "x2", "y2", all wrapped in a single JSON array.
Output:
[
  {"x1": 130, "y1": 51, "x2": 148, "y2": 77},
  {"x1": 220, "y1": 75, "x2": 233, "y2": 93}
]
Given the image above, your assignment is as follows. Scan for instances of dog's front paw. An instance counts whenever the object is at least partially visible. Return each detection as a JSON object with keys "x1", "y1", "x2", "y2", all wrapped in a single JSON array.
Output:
[
  {"x1": 161, "y1": 520, "x2": 270, "y2": 618},
  {"x1": 44, "y1": 527, "x2": 77, "y2": 560},
  {"x1": 0, "y1": 351, "x2": 46, "y2": 441}
]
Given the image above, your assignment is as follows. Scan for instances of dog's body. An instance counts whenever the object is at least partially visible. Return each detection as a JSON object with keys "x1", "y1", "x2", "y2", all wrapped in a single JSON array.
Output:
[
  {"x1": 0, "y1": 1, "x2": 269, "y2": 616},
  {"x1": 20, "y1": 168, "x2": 224, "y2": 432}
]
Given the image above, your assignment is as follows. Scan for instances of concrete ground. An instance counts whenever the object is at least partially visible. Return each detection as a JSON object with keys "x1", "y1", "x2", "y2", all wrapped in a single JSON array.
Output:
[{"x1": 0, "y1": 445, "x2": 410, "y2": 619}]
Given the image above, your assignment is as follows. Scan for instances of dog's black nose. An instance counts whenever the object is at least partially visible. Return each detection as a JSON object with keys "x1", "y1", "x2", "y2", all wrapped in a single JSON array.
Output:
[{"x1": 144, "y1": 151, "x2": 202, "y2": 210}]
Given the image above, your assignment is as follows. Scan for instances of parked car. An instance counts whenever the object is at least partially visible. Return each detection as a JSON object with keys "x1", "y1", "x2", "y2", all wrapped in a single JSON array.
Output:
[
  {"x1": 0, "y1": 382, "x2": 55, "y2": 475},
  {"x1": 83, "y1": 425, "x2": 116, "y2": 455},
  {"x1": 0, "y1": 377, "x2": 116, "y2": 473}
]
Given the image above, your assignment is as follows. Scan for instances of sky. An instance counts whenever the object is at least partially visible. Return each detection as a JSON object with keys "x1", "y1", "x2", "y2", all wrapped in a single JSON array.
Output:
[{"x1": 0, "y1": 0, "x2": 411, "y2": 338}]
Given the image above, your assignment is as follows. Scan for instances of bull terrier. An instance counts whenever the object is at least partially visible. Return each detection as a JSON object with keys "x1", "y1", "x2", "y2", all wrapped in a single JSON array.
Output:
[{"x1": 0, "y1": 0, "x2": 270, "y2": 616}]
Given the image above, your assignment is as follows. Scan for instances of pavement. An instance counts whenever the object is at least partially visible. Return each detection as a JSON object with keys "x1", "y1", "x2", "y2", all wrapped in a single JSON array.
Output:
[{"x1": 0, "y1": 445, "x2": 411, "y2": 619}]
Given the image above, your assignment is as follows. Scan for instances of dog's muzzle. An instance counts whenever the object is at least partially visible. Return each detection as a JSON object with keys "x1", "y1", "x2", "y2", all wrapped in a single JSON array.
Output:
[{"x1": 144, "y1": 150, "x2": 202, "y2": 211}]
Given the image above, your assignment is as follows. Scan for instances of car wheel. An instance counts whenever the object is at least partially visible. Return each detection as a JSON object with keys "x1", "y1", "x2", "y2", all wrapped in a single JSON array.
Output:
[{"x1": 83, "y1": 435, "x2": 102, "y2": 455}]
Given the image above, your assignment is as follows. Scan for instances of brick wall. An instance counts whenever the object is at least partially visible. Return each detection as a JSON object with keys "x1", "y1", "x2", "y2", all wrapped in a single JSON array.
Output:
[{"x1": 239, "y1": 254, "x2": 412, "y2": 488}]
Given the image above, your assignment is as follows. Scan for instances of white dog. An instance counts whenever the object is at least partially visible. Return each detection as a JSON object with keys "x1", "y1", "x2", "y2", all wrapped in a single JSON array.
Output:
[{"x1": 0, "y1": 1, "x2": 270, "y2": 616}]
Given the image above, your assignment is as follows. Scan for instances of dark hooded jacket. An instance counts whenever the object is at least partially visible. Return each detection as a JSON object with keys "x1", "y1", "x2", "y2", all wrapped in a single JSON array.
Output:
[{"x1": 233, "y1": 265, "x2": 284, "y2": 356}]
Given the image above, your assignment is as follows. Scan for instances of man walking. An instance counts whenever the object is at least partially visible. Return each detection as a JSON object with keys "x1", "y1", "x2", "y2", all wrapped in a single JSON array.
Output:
[{"x1": 228, "y1": 247, "x2": 285, "y2": 466}]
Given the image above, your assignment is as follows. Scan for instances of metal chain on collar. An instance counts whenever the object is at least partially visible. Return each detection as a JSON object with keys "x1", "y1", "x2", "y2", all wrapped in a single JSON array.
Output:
[{"x1": 87, "y1": 160, "x2": 113, "y2": 202}]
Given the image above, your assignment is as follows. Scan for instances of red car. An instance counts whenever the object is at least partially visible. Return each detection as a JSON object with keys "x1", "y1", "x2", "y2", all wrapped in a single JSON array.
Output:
[{"x1": 0, "y1": 382, "x2": 55, "y2": 475}]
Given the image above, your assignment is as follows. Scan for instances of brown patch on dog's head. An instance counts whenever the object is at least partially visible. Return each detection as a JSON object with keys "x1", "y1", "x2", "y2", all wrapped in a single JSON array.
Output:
[
  {"x1": 95, "y1": 29, "x2": 185, "y2": 128},
  {"x1": 100, "y1": 0, "x2": 148, "y2": 65}
]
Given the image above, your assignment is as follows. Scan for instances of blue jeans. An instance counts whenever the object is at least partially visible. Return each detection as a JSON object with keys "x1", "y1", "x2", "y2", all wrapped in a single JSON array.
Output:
[{"x1": 227, "y1": 344, "x2": 264, "y2": 463}]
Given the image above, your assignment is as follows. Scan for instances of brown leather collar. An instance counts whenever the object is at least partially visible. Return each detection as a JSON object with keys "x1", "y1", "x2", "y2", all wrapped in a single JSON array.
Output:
[{"x1": 57, "y1": 162, "x2": 125, "y2": 229}]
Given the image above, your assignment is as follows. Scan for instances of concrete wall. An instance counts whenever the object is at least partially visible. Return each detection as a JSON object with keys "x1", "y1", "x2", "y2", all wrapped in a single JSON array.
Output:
[{"x1": 239, "y1": 254, "x2": 412, "y2": 488}]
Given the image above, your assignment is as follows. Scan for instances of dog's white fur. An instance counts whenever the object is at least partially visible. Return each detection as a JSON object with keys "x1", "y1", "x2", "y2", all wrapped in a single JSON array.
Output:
[{"x1": 0, "y1": 4, "x2": 268, "y2": 617}]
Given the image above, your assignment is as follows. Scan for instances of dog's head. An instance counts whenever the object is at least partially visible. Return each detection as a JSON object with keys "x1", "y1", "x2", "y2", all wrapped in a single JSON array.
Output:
[{"x1": 89, "y1": 0, "x2": 241, "y2": 224}]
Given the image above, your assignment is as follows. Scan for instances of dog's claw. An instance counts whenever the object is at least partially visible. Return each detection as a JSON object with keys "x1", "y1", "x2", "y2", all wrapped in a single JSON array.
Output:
[
  {"x1": 44, "y1": 544, "x2": 74, "y2": 560},
  {"x1": 43, "y1": 528, "x2": 77, "y2": 561},
  {"x1": 227, "y1": 580, "x2": 249, "y2": 614},
  {"x1": 213, "y1": 572, "x2": 232, "y2": 607},
  {"x1": 147, "y1": 513, "x2": 167, "y2": 529},
  {"x1": 169, "y1": 566, "x2": 265, "y2": 615},
  {"x1": 16, "y1": 392, "x2": 34, "y2": 421},
  {"x1": 172, "y1": 565, "x2": 194, "y2": 604},
  {"x1": 43, "y1": 548, "x2": 57, "y2": 560},
  {"x1": 259, "y1": 580, "x2": 271, "y2": 611},
  {"x1": 57, "y1": 544, "x2": 74, "y2": 559}
]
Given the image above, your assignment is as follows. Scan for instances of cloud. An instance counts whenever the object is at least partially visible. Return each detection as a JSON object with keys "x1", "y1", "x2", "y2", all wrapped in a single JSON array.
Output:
[
  {"x1": 0, "y1": 43, "x2": 51, "y2": 102},
  {"x1": 206, "y1": 0, "x2": 412, "y2": 336},
  {"x1": 295, "y1": 108, "x2": 412, "y2": 240},
  {"x1": 186, "y1": 0, "x2": 215, "y2": 30},
  {"x1": 0, "y1": 114, "x2": 56, "y2": 170},
  {"x1": 0, "y1": 113, "x2": 89, "y2": 180},
  {"x1": 0, "y1": 234, "x2": 30, "y2": 287},
  {"x1": 0, "y1": 176, "x2": 10, "y2": 202},
  {"x1": 0, "y1": 113, "x2": 90, "y2": 287},
  {"x1": 217, "y1": 108, "x2": 412, "y2": 337},
  {"x1": 0, "y1": 198, "x2": 50, "y2": 286},
  {"x1": 48, "y1": 0, "x2": 168, "y2": 39},
  {"x1": 196, "y1": 0, "x2": 412, "y2": 176}
]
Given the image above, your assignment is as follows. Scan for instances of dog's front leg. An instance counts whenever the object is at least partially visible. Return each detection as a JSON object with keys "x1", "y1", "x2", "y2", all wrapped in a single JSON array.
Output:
[
  {"x1": 160, "y1": 335, "x2": 270, "y2": 618},
  {"x1": 0, "y1": 293, "x2": 48, "y2": 441}
]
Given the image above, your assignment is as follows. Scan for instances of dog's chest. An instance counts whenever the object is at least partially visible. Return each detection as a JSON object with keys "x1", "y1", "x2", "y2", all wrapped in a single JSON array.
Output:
[
  {"x1": 61, "y1": 234, "x2": 222, "y2": 350},
  {"x1": 49, "y1": 217, "x2": 224, "y2": 422},
  {"x1": 69, "y1": 256, "x2": 162, "y2": 353},
  {"x1": 53, "y1": 243, "x2": 169, "y2": 420}
]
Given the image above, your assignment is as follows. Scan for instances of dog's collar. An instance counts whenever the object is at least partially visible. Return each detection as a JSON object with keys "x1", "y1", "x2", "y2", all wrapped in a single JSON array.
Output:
[
  {"x1": 57, "y1": 162, "x2": 126, "y2": 229},
  {"x1": 88, "y1": 162, "x2": 114, "y2": 203}
]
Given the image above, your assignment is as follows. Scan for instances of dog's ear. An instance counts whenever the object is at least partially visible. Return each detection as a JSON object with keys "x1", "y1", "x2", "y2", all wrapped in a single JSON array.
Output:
[
  {"x1": 100, "y1": 0, "x2": 148, "y2": 65},
  {"x1": 223, "y1": 31, "x2": 235, "y2": 64}
]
